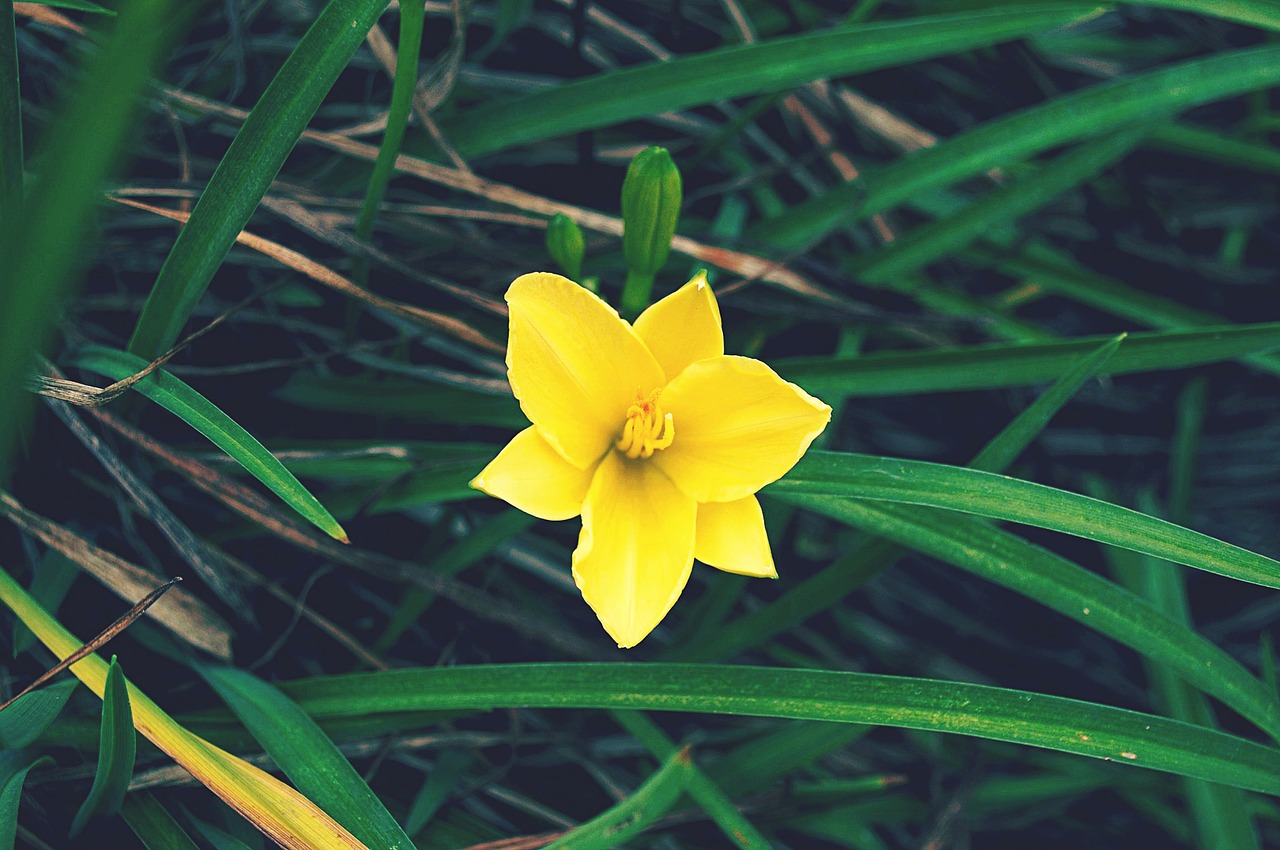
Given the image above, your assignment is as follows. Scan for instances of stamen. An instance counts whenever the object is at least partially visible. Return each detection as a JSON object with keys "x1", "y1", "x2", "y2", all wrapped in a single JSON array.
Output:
[{"x1": 615, "y1": 389, "x2": 675, "y2": 459}]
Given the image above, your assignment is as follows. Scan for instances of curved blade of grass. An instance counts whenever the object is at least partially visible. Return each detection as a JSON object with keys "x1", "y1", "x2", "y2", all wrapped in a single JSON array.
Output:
[
  {"x1": 127, "y1": 0, "x2": 393, "y2": 359},
  {"x1": 771, "y1": 450, "x2": 1280, "y2": 590},
  {"x1": 610, "y1": 710, "x2": 770, "y2": 849},
  {"x1": 277, "y1": 663, "x2": 1280, "y2": 794},
  {"x1": 0, "y1": 0, "x2": 174, "y2": 477},
  {"x1": 196, "y1": 665, "x2": 415, "y2": 850},
  {"x1": 0, "y1": 679, "x2": 77, "y2": 749},
  {"x1": 679, "y1": 335, "x2": 1124, "y2": 662},
  {"x1": 69, "y1": 346, "x2": 346, "y2": 542},
  {"x1": 442, "y1": 6, "x2": 1094, "y2": 157},
  {"x1": 1109, "y1": 538, "x2": 1261, "y2": 849},
  {"x1": 121, "y1": 793, "x2": 203, "y2": 850},
  {"x1": 547, "y1": 746, "x2": 692, "y2": 849},
  {"x1": 70, "y1": 656, "x2": 136, "y2": 837},
  {"x1": 775, "y1": 494, "x2": 1280, "y2": 744},
  {"x1": 775, "y1": 321, "x2": 1280, "y2": 397},
  {"x1": 0, "y1": 753, "x2": 53, "y2": 850},
  {"x1": 276, "y1": 372, "x2": 523, "y2": 428},
  {"x1": 0, "y1": 566, "x2": 369, "y2": 850},
  {"x1": 352, "y1": 0, "x2": 424, "y2": 285},
  {"x1": 0, "y1": 1, "x2": 21, "y2": 237},
  {"x1": 762, "y1": 43, "x2": 1280, "y2": 249},
  {"x1": 852, "y1": 127, "x2": 1150, "y2": 287}
]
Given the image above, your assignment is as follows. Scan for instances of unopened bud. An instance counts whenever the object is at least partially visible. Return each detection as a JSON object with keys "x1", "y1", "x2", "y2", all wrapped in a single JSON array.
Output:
[
  {"x1": 545, "y1": 213, "x2": 585, "y2": 280},
  {"x1": 621, "y1": 146, "x2": 682, "y2": 279}
]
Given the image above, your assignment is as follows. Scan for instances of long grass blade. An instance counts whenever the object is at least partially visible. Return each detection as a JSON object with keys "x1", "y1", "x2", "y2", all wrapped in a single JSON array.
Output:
[
  {"x1": 197, "y1": 665, "x2": 416, "y2": 850},
  {"x1": 0, "y1": 0, "x2": 175, "y2": 476},
  {"x1": 127, "y1": 0, "x2": 393, "y2": 359},
  {"x1": 442, "y1": 7, "x2": 1094, "y2": 157},
  {"x1": 772, "y1": 451, "x2": 1280, "y2": 590},
  {"x1": 69, "y1": 656, "x2": 137, "y2": 837},
  {"x1": 775, "y1": 321, "x2": 1280, "y2": 397},
  {"x1": 776, "y1": 494, "x2": 1280, "y2": 744},
  {"x1": 69, "y1": 346, "x2": 347, "y2": 542},
  {"x1": 277, "y1": 663, "x2": 1280, "y2": 794},
  {"x1": 763, "y1": 44, "x2": 1280, "y2": 249}
]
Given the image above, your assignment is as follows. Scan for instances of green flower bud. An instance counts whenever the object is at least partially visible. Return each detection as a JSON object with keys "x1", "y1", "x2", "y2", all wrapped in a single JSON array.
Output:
[
  {"x1": 545, "y1": 213, "x2": 585, "y2": 281},
  {"x1": 621, "y1": 146, "x2": 682, "y2": 279}
]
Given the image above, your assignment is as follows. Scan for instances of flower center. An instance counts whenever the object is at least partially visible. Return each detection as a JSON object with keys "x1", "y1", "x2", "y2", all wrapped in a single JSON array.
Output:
[{"x1": 615, "y1": 388, "x2": 675, "y2": 460}]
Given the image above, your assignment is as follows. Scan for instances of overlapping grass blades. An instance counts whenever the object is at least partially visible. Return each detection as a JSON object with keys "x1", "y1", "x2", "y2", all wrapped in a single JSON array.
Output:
[
  {"x1": 127, "y1": 0, "x2": 393, "y2": 360},
  {"x1": 70, "y1": 347, "x2": 346, "y2": 541}
]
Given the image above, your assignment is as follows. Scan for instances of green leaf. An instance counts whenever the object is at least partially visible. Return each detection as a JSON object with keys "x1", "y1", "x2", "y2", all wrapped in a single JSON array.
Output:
[
  {"x1": 776, "y1": 495, "x2": 1280, "y2": 744},
  {"x1": 676, "y1": 335, "x2": 1123, "y2": 662},
  {"x1": 775, "y1": 321, "x2": 1280, "y2": 398},
  {"x1": 277, "y1": 663, "x2": 1280, "y2": 794},
  {"x1": 442, "y1": 7, "x2": 1094, "y2": 157},
  {"x1": 70, "y1": 656, "x2": 137, "y2": 837},
  {"x1": 610, "y1": 711, "x2": 771, "y2": 849},
  {"x1": 0, "y1": 679, "x2": 78, "y2": 749},
  {"x1": 0, "y1": 0, "x2": 175, "y2": 477},
  {"x1": 127, "y1": 0, "x2": 393, "y2": 359},
  {"x1": 546, "y1": 746, "x2": 692, "y2": 849},
  {"x1": 351, "y1": 0, "x2": 424, "y2": 285},
  {"x1": 1108, "y1": 538, "x2": 1262, "y2": 850},
  {"x1": 12, "y1": 550, "x2": 79, "y2": 655},
  {"x1": 762, "y1": 43, "x2": 1280, "y2": 249},
  {"x1": 121, "y1": 792, "x2": 203, "y2": 850},
  {"x1": 0, "y1": 1, "x2": 21, "y2": 242},
  {"x1": 69, "y1": 346, "x2": 347, "y2": 542},
  {"x1": 276, "y1": 372, "x2": 524, "y2": 428},
  {"x1": 851, "y1": 128, "x2": 1150, "y2": 287},
  {"x1": 403, "y1": 749, "x2": 472, "y2": 835},
  {"x1": 0, "y1": 752, "x2": 53, "y2": 850},
  {"x1": 196, "y1": 664, "x2": 416, "y2": 850},
  {"x1": 771, "y1": 450, "x2": 1280, "y2": 590}
]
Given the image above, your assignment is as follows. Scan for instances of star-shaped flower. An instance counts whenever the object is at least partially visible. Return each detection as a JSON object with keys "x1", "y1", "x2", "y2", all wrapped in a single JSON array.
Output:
[{"x1": 472, "y1": 271, "x2": 831, "y2": 647}]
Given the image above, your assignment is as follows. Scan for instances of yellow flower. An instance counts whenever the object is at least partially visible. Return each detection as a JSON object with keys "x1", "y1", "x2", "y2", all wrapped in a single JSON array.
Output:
[{"x1": 471, "y1": 271, "x2": 831, "y2": 648}]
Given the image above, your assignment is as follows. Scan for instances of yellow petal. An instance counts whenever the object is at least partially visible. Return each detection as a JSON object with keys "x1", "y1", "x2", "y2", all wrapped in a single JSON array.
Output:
[
  {"x1": 656, "y1": 355, "x2": 831, "y2": 503},
  {"x1": 695, "y1": 495, "x2": 776, "y2": 578},
  {"x1": 506, "y1": 272, "x2": 664, "y2": 469},
  {"x1": 471, "y1": 427, "x2": 594, "y2": 520},
  {"x1": 573, "y1": 452, "x2": 697, "y2": 648},
  {"x1": 633, "y1": 271, "x2": 723, "y2": 380}
]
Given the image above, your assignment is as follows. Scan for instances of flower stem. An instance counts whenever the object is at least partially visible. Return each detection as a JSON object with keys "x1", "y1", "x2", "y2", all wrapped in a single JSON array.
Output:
[{"x1": 621, "y1": 268, "x2": 655, "y2": 319}]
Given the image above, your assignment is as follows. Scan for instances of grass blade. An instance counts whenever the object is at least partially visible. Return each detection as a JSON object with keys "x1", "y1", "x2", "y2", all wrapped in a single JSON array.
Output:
[
  {"x1": 776, "y1": 494, "x2": 1280, "y2": 744},
  {"x1": 70, "y1": 656, "x2": 137, "y2": 837},
  {"x1": 546, "y1": 746, "x2": 692, "y2": 849},
  {"x1": 771, "y1": 451, "x2": 1280, "y2": 590},
  {"x1": 352, "y1": 0, "x2": 424, "y2": 283},
  {"x1": 0, "y1": 679, "x2": 77, "y2": 749},
  {"x1": 442, "y1": 7, "x2": 1094, "y2": 157},
  {"x1": 127, "y1": 0, "x2": 393, "y2": 359},
  {"x1": 775, "y1": 321, "x2": 1280, "y2": 397},
  {"x1": 0, "y1": 567, "x2": 369, "y2": 850},
  {"x1": 0, "y1": 0, "x2": 175, "y2": 476},
  {"x1": 852, "y1": 128, "x2": 1150, "y2": 286},
  {"x1": 0, "y1": 753, "x2": 53, "y2": 850},
  {"x1": 678, "y1": 335, "x2": 1124, "y2": 662},
  {"x1": 0, "y1": 0, "x2": 20, "y2": 236},
  {"x1": 610, "y1": 710, "x2": 771, "y2": 849},
  {"x1": 121, "y1": 793, "x2": 203, "y2": 850},
  {"x1": 197, "y1": 665, "x2": 416, "y2": 850},
  {"x1": 69, "y1": 346, "x2": 347, "y2": 542},
  {"x1": 763, "y1": 43, "x2": 1280, "y2": 249},
  {"x1": 278, "y1": 663, "x2": 1280, "y2": 794}
]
